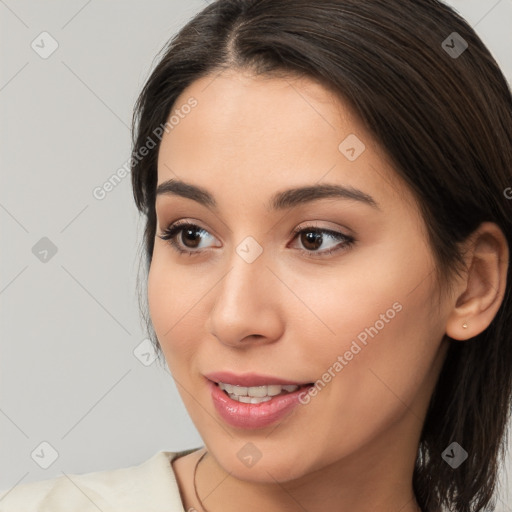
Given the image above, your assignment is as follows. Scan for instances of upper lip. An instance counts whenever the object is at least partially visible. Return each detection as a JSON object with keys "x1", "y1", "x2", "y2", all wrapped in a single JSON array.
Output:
[{"x1": 204, "y1": 371, "x2": 311, "y2": 387}]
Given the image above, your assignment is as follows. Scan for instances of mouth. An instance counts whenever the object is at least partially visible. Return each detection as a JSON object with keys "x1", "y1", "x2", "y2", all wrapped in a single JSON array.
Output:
[
  {"x1": 205, "y1": 373, "x2": 315, "y2": 429},
  {"x1": 214, "y1": 381, "x2": 314, "y2": 404}
]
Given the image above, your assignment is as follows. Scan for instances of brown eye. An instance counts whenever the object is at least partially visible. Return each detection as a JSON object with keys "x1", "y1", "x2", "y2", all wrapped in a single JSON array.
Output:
[
  {"x1": 178, "y1": 226, "x2": 203, "y2": 249},
  {"x1": 158, "y1": 222, "x2": 216, "y2": 255},
  {"x1": 290, "y1": 227, "x2": 356, "y2": 258},
  {"x1": 300, "y1": 231, "x2": 324, "y2": 251}
]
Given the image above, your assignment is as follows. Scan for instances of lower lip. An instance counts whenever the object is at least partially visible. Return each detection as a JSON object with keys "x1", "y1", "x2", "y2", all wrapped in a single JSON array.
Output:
[{"x1": 207, "y1": 379, "x2": 312, "y2": 429}]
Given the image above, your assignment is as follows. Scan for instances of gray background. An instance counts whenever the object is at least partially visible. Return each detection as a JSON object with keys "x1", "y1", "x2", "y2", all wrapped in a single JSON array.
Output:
[{"x1": 0, "y1": 0, "x2": 511, "y2": 509}]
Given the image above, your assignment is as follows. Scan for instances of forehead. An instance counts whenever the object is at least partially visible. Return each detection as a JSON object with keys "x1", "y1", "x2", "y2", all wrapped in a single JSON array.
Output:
[{"x1": 156, "y1": 69, "x2": 413, "y2": 212}]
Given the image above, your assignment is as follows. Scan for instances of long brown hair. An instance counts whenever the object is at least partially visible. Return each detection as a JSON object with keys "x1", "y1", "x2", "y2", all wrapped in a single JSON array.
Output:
[{"x1": 130, "y1": 1, "x2": 512, "y2": 510}]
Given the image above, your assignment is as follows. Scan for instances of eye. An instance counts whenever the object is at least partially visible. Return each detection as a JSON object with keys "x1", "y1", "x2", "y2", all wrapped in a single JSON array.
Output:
[
  {"x1": 289, "y1": 224, "x2": 355, "y2": 258},
  {"x1": 157, "y1": 221, "x2": 356, "y2": 258},
  {"x1": 157, "y1": 221, "x2": 218, "y2": 256}
]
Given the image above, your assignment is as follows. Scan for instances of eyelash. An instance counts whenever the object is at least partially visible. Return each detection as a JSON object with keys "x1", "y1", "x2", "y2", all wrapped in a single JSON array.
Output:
[{"x1": 157, "y1": 221, "x2": 356, "y2": 258}]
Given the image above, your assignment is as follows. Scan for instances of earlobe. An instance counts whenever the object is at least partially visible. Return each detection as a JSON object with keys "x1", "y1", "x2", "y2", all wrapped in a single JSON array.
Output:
[{"x1": 445, "y1": 222, "x2": 509, "y2": 342}]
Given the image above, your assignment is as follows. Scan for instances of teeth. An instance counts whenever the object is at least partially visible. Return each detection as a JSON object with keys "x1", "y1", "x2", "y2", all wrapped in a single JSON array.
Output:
[
  {"x1": 266, "y1": 385, "x2": 283, "y2": 396},
  {"x1": 218, "y1": 382, "x2": 300, "y2": 401},
  {"x1": 248, "y1": 386, "x2": 267, "y2": 397},
  {"x1": 231, "y1": 386, "x2": 248, "y2": 396},
  {"x1": 223, "y1": 383, "x2": 234, "y2": 394}
]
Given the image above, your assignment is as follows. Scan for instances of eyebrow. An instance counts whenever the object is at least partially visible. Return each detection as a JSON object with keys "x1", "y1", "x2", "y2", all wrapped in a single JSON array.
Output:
[{"x1": 155, "y1": 178, "x2": 380, "y2": 212}]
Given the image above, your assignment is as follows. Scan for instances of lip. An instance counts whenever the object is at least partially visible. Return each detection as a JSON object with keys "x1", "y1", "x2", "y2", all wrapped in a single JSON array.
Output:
[
  {"x1": 207, "y1": 378, "x2": 313, "y2": 429},
  {"x1": 204, "y1": 371, "x2": 310, "y2": 387}
]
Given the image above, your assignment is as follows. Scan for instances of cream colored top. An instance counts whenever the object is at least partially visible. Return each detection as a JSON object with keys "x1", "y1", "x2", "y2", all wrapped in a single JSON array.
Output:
[{"x1": 0, "y1": 448, "x2": 200, "y2": 512}]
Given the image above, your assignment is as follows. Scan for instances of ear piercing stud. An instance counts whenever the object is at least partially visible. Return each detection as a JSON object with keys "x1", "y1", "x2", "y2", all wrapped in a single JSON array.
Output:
[{"x1": 462, "y1": 322, "x2": 468, "y2": 329}]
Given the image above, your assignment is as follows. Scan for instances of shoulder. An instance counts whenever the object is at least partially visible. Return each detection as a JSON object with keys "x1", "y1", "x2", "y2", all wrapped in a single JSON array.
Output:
[{"x1": 0, "y1": 449, "x2": 200, "y2": 512}]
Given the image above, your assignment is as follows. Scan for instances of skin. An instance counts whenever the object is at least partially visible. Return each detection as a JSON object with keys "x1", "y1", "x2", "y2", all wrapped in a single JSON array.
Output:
[{"x1": 147, "y1": 69, "x2": 509, "y2": 512}]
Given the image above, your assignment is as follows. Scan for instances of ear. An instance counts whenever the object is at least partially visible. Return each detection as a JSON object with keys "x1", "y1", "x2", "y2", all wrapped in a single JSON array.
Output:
[{"x1": 445, "y1": 222, "x2": 509, "y2": 341}]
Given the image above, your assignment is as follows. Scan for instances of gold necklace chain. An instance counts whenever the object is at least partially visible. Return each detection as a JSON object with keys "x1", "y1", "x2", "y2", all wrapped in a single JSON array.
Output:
[{"x1": 193, "y1": 450, "x2": 210, "y2": 512}]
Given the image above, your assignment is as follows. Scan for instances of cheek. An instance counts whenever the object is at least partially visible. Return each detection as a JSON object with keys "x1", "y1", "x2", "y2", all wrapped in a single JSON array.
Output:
[
  {"x1": 147, "y1": 253, "x2": 209, "y2": 369},
  {"x1": 147, "y1": 257, "x2": 172, "y2": 338},
  {"x1": 147, "y1": 256, "x2": 187, "y2": 360},
  {"x1": 318, "y1": 277, "x2": 442, "y2": 432},
  {"x1": 277, "y1": 247, "x2": 420, "y2": 355},
  {"x1": 291, "y1": 246, "x2": 441, "y2": 415}
]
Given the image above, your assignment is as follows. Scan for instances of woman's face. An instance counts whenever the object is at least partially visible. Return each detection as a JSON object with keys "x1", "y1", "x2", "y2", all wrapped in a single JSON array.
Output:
[{"x1": 148, "y1": 69, "x2": 452, "y2": 482}]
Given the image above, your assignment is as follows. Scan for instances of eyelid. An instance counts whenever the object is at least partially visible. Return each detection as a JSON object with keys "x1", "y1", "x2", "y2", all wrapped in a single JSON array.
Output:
[
  {"x1": 290, "y1": 219, "x2": 354, "y2": 237},
  {"x1": 159, "y1": 220, "x2": 220, "y2": 250},
  {"x1": 288, "y1": 223, "x2": 355, "y2": 254},
  {"x1": 158, "y1": 218, "x2": 220, "y2": 241},
  {"x1": 158, "y1": 218, "x2": 356, "y2": 258}
]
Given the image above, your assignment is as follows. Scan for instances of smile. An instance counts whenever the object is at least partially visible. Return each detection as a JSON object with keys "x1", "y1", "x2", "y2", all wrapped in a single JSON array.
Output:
[
  {"x1": 207, "y1": 378, "x2": 314, "y2": 429},
  {"x1": 217, "y1": 382, "x2": 300, "y2": 403}
]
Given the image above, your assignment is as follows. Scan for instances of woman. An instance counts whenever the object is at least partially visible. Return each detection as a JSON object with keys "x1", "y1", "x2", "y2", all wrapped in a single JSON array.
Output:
[{"x1": 1, "y1": 0, "x2": 511, "y2": 511}]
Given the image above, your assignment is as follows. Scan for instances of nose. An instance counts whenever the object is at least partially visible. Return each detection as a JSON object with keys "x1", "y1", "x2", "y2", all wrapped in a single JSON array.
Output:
[{"x1": 206, "y1": 248, "x2": 284, "y2": 347}]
